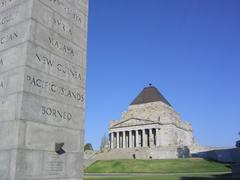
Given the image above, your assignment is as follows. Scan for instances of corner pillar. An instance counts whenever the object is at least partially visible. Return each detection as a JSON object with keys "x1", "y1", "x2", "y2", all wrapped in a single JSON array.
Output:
[{"x1": 111, "y1": 132, "x2": 114, "y2": 149}]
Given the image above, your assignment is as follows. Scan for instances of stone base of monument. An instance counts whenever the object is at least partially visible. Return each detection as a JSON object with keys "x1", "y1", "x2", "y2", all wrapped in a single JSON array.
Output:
[{"x1": 231, "y1": 163, "x2": 240, "y2": 177}]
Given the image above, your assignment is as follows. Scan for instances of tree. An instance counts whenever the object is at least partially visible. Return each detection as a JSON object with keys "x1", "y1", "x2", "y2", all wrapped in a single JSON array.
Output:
[
  {"x1": 100, "y1": 134, "x2": 109, "y2": 152},
  {"x1": 236, "y1": 131, "x2": 240, "y2": 148},
  {"x1": 84, "y1": 143, "x2": 93, "y2": 151}
]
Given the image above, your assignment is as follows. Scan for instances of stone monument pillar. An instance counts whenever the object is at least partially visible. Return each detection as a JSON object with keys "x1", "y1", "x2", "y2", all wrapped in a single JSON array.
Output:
[{"x1": 0, "y1": 0, "x2": 88, "y2": 179}]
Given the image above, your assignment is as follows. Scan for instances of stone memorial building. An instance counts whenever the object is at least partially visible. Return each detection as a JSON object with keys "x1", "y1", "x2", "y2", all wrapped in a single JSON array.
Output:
[{"x1": 108, "y1": 85, "x2": 195, "y2": 159}]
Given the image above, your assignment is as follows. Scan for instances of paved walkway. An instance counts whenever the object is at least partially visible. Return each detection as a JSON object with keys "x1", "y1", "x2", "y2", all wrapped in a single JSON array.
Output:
[{"x1": 84, "y1": 171, "x2": 230, "y2": 177}]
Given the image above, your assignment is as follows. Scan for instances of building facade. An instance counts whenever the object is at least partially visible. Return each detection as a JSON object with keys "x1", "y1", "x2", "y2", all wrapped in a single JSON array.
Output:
[{"x1": 108, "y1": 85, "x2": 195, "y2": 159}]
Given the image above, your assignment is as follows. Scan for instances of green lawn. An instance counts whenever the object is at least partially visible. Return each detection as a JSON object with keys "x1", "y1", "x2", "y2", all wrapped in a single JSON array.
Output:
[
  {"x1": 84, "y1": 173, "x2": 237, "y2": 180},
  {"x1": 85, "y1": 159, "x2": 231, "y2": 174}
]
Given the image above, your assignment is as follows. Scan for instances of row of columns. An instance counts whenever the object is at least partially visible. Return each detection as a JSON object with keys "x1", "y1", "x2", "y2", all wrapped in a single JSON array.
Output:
[{"x1": 109, "y1": 128, "x2": 160, "y2": 149}]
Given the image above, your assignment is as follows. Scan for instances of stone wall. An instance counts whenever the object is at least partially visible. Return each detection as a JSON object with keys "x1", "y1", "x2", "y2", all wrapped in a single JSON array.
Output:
[
  {"x1": 110, "y1": 101, "x2": 194, "y2": 149},
  {"x1": 0, "y1": 0, "x2": 88, "y2": 179}
]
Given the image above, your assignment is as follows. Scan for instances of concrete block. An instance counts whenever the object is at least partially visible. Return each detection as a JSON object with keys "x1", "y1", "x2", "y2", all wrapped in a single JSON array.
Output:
[
  {"x1": 20, "y1": 92, "x2": 84, "y2": 130},
  {"x1": 0, "y1": 1, "x2": 33, "y2": 32},
  {"x1": 0, "y1": 20, "x2": 31, "y2": 51},
  {"x1": 0, "y1": 93, "x2": 21, "y2": 122},
  {"x1": 39, "y1": 0, "x2": 88, "y2": 30},
  {"x1": 26, "y1": 42, "x2": 86, "y2": 87},
  {"x1": 0, "y1": 121, "x2": 19, "y2": 149},
  {"x1": 15, "y1": 149, "x2": 43, "y2": 179},
  {"x1": 0, "y1": 0, "x2": 88, "y2": 179},
  {"x1": 0, "y1": 43, "x2": 27, "y2": 74},
  {"x1": 23, "y1": 66, "x2": 85, "y2": 108},
  {"x1": 25, "y1": 121, "x2": 81, "y2": 152},
  {"x1": 0, "y1": 0, "x2": 29, "y2": 13},
  {"x1": 0, "y1": 150, "x2": 10, "y2": 179}
]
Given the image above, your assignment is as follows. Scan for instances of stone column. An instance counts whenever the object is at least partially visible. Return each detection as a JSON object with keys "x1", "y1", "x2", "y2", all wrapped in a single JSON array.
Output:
[
  {"x1": 139, "y1": 130, "x2": 143, "y2": 147},
  {"x1": 156, "y1": 129, "x2": 160, "y2": 147},
  {"x1": 116, "y1": 132, "x2": 120, "y2": 149},
  {"x1": 129, "y1": 130, "x2": 132, "y2": 148},
  {"x1": 143, "y1": 129, "x2": 147, "y2": 147},
  {"x1": 0, "y1": 1, "x2": 88, "y2": 180},
  {"x1": 123, "y1": 131, "x2": 126, "y2": 148},
  {"x1": 150, "y1": 129, "x2": 154, "y2": 147},
  {"x1": 136, "y1": 130, "x2": 139, "y2": 147},
  {"x1": 111, "y1": 133, "x2": 114, "y2": 149}
]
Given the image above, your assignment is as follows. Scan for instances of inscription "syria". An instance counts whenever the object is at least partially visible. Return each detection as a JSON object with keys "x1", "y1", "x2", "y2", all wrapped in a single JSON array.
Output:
[
  {"x1": 42, "y1": 105, "x2": 72, "y2": 121},
  {"x1": 0, "y1": 32, "x2": 18, "y2": 44},
  {"x1": 48, "y1": 37, "x2": 74, "y2": 56},
  {"x1": 53, "y1": 17, "x2": 72, "y2": 36},
  {"x1": 26, "y1": 74, "x2": 84, "y2": 103},
  {"x1": 36, "y1": 53, "x2": 82, "y2": 81}
]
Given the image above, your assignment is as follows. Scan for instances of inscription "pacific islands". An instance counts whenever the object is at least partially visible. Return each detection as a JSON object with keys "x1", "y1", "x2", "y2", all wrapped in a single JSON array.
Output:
[
  {"x1": 48, "y1": 37, "x2": 74, "y2": 56},
  {"x1": 26, "y1": 74, "x2": 84, "y2": 103}
]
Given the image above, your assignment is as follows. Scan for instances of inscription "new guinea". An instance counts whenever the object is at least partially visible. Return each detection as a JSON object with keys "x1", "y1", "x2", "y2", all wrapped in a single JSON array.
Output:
[{"x1": 36, "y1": 53, "x2": 82, "y2": 82}]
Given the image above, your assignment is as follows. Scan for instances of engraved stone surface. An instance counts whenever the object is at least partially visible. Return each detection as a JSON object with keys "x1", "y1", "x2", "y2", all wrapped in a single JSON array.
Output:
[{"x1": 0, "y1": 0, "x2": 88, "y2": 179}]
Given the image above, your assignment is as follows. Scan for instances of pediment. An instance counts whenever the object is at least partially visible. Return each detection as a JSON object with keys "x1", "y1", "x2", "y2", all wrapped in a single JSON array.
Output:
[{"x1": 112, "y1": 118, "x2": 155, "y2": 128}]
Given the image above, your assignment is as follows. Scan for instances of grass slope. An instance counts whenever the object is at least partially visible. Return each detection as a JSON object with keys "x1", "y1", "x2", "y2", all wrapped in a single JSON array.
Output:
[
  {"x1": 85, "y1": 158, "x2": 231, "y2": 173},
  {"x1": 85, "y1": 173, "x2": 237, "y2": 180}
]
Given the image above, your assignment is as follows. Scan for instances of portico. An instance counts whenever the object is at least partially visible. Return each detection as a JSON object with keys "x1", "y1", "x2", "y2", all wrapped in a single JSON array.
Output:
[{"x1": 109, "y1": 126, "x2": 160, "y2": 149}]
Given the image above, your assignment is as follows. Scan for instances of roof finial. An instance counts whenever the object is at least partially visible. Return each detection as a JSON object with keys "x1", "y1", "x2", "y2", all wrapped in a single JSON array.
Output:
[{"x1": 149, "y1": 83, "x2": 152, "y2": 87}]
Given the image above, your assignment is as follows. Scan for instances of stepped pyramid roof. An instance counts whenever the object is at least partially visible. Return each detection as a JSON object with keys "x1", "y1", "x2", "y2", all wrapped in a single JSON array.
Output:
[{"x1": 130, "y1": 85, "x2": 172, "y2": 107}]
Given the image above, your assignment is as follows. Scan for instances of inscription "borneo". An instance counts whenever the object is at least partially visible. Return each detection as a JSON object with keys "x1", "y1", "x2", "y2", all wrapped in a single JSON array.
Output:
[
  {"x1": 0, "y1": 32, "x2": 18, "y2": 44},
  {"x1": 36, "y1": 53, "x2": 82, "y2": 81},
  {"x1": 26, "y1": 74, "x2": 84, "y2": 103},
  {"x1": 42, "y1": 105, "x2": 72, "y2": 121},
  {"x1": 48, "y1": 37, "x2": 74, "y2": 56}
]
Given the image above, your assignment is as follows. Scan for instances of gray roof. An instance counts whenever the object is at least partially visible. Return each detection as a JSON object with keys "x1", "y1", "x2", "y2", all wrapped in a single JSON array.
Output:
[{"x1": 130, "y1": 86, "x2": 172, "y2": 107}]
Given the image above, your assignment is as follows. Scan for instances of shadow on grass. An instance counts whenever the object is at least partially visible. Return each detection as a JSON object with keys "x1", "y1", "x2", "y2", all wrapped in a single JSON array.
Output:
[{"x1": 181, "y1": 173, "x2": 239, "y2": 180}]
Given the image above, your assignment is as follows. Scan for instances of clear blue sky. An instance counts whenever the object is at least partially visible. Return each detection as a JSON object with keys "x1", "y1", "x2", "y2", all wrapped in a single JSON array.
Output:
[{"x1": 85, "y1": 0, "x2": 240, "y2": 150}]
